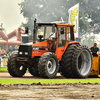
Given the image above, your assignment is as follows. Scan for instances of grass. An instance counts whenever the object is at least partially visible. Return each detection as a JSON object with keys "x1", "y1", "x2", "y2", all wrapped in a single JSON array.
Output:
[
  {"x1": 0, "y1": 67, "x2": 7, "y2": 72},
  {"x1": 0, "y1": 78, "x2": 100, "y2": 85}
]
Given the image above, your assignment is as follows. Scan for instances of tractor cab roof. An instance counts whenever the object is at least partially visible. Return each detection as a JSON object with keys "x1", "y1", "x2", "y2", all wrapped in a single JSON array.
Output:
[
  {"x1": 36, "y1": 23, "x2": 74, "y2": 27},
  {"x1": 36, "y1": 23, "x2": 57, "y2": 27}
]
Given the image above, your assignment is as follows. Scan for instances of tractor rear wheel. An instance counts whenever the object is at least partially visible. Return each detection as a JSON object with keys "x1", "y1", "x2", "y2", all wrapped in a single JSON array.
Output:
[
  {"x1": 61, "y1": 44, "x2": 78, "y2": 78},
  {"x1": 38, "y1": 52, "x2": 59, "y2": 79},
  {"x1": 7, "y1": 52, "x2": 27, "y2": 77},
  {"x1": 72, "y1": 45, "x2": 93, "y2": 78},
  {"x1": 28, "y1": 63, "x2": 40, "y2": 77},
  {"x1": 61, "y1": 45, "x2": 92, "y2": 78}
]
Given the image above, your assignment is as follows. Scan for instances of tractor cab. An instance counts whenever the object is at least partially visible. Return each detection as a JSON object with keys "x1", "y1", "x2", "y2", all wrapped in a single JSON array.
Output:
[
  {"x1": 32, "y1": 23, "x2": 57, "y2": 52},
  {"x1": 33, "y1": 22, "x2": 75, "y2": 45},
  {"x1": 35, "y1": 20, "x2": 76, "y2": 45}
]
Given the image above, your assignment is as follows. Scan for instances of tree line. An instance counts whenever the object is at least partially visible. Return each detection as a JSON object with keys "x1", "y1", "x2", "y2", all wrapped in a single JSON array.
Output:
[{"x1": 19, "y1": 0, "x2": 100, "y2": 35}]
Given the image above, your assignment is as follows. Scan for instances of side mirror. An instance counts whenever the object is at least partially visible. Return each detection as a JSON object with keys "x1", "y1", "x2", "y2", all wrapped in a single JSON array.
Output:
[
  {"x1": 61, "y1": 27, "x2": 64, "y2": 34},
  {"x1": 25, "y1": 27, "x2": 29, "y2": 34}
]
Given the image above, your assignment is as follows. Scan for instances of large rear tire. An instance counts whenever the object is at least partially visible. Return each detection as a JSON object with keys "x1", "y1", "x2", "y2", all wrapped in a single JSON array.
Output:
[
  {"x1": 61, "y1": 45, "x2": 92, "y2": 78},
  {"x1": 38, "y1": 52, "x2": 59, "y2": 79},
  {"x1": 61, "y1": 44, "x2": 78, "y2": 78},
  {"x1": 7, "y1": 52, "x2": 27, "y2": 77},
  {"x1": 72, "y1": 45, "x2": 93, "y2": 78}
]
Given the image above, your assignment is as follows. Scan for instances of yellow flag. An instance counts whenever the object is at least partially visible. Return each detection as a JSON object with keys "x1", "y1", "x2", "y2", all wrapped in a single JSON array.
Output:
[{"x1": 68, "y1": 3, "x2": 79, "y2": 37}]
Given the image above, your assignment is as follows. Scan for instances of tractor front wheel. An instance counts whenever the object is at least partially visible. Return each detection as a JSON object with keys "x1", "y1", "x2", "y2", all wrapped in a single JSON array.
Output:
[
  {"x1": 7, "y1": 52, "x2": 27, "y2": 77},
  {"x1": 38, "y1": 52, "x2": 59, "y2": 79}
]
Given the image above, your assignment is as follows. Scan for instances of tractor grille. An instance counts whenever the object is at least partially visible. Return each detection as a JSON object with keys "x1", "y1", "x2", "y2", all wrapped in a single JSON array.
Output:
[{"x1": 18, "y1": 45, "x2": 32, "y2": 58}]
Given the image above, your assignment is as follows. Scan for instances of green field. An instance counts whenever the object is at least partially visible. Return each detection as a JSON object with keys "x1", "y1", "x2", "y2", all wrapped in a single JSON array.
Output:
[
  {"x1": 0, "y1": 67, "x2": 100, "y2": 85},
  {"x1": 0, "y1": 78, "x2": 100, "y2": 85},
  {"x1": 0, "y1": 67, "x2": 7, "y2": 72}
]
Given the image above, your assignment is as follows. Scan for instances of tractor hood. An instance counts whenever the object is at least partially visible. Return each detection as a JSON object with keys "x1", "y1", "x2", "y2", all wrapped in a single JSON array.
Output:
[{"x1": 32, "y1": 41, "x2": 48, "y2": 49}]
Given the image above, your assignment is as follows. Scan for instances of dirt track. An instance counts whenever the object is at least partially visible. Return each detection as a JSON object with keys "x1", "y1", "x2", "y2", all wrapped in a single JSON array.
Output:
[
  {"x1": 0, "y1": 72, "x2": 65, "y2": 80},
  {"x1": 0, "y1": 72, "x2": 100, "y2": 99},
  {"x1": 0, "y1": 72, "x2": 100, "y2": 100},
  {"x1": 0, "y1": 83, "x2": 100, "y2": 100}
]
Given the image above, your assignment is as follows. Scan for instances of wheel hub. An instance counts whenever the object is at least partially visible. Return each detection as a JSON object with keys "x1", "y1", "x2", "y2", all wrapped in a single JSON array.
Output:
[
  {"x1": 47, "y1": 58, "x2": 56, "y2": 74},
  {"x1": 48, "y1": 61, "x2": 52, "y2": 68},
  {"x1": 78, "y1": 50, "x2": 92, "y2": 76}
]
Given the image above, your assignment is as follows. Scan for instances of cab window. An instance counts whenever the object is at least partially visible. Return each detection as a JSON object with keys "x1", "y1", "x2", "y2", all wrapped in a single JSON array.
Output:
[
  {"x1": 67, "y1": 26, "x2": 74, "y2": 42},
  {"x1": 58, "y1": 27, "x2": 66, "y2": 47}
]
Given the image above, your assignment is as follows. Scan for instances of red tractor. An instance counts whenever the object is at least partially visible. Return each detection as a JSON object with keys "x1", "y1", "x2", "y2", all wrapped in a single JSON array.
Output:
[{"x1": 7, "y1": 19, "x2": 92, "y2": 79}]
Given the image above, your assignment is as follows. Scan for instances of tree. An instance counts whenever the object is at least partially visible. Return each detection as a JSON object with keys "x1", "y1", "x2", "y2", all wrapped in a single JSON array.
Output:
[{"x1": 19, "y1": 0, "x2": 100, "y2": 35}]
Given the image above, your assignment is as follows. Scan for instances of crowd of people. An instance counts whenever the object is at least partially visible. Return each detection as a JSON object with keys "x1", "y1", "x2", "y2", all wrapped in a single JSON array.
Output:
[{"x1": 0, "y1": 45, "x2": 19, "y2": 57}]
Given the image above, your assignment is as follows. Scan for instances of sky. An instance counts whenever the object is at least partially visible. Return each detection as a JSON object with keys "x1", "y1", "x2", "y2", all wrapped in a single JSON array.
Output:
[{"x1": 0, "y1": 0, "x2": 26, "y2": 34}]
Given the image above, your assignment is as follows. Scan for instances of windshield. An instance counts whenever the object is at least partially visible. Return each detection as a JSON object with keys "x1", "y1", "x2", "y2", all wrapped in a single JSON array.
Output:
[{"x1": 36, "y1": 25, "x2": 57, "y2": 40}]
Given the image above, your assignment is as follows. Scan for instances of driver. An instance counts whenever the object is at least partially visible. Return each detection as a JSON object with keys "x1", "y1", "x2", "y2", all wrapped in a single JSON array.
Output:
[{"x1": 50, "y1": 28, "x2": 55, "y2": 38}]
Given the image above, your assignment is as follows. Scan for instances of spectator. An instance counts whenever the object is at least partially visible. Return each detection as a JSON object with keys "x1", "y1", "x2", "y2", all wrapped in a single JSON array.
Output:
[
  {"x1": 13, "y1": 45, "x2": 19, "y2": 51},
  {"x1": 90, "y1": 43, "x2": 99, "y2": 57},
  {"x1": 1, "y1": 49, "x2": 7, "y2": 56},
  {"x1": 7, "y1": 46, "x2": 13, "y2": 54}
]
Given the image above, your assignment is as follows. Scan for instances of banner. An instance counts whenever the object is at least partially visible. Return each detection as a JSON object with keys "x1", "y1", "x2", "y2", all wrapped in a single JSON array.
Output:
[
  {"x1": 68, "y1": 3, "x2": 79, "y2": 37},
  {"x1": 3, "y1": 58, "x2": 8, "y2": 66},
  {"x1": 0, "y1": 57, "x2": 8, "y2": 67}
]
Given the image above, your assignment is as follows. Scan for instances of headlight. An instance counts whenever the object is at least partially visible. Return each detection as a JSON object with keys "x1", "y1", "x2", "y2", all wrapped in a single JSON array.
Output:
[
  {"x1": 19, "y1": 52, "x2": 23, "y2": 55},
  {"x1": 25, "y1": 52, "x2": 28, "y2": 55}
]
